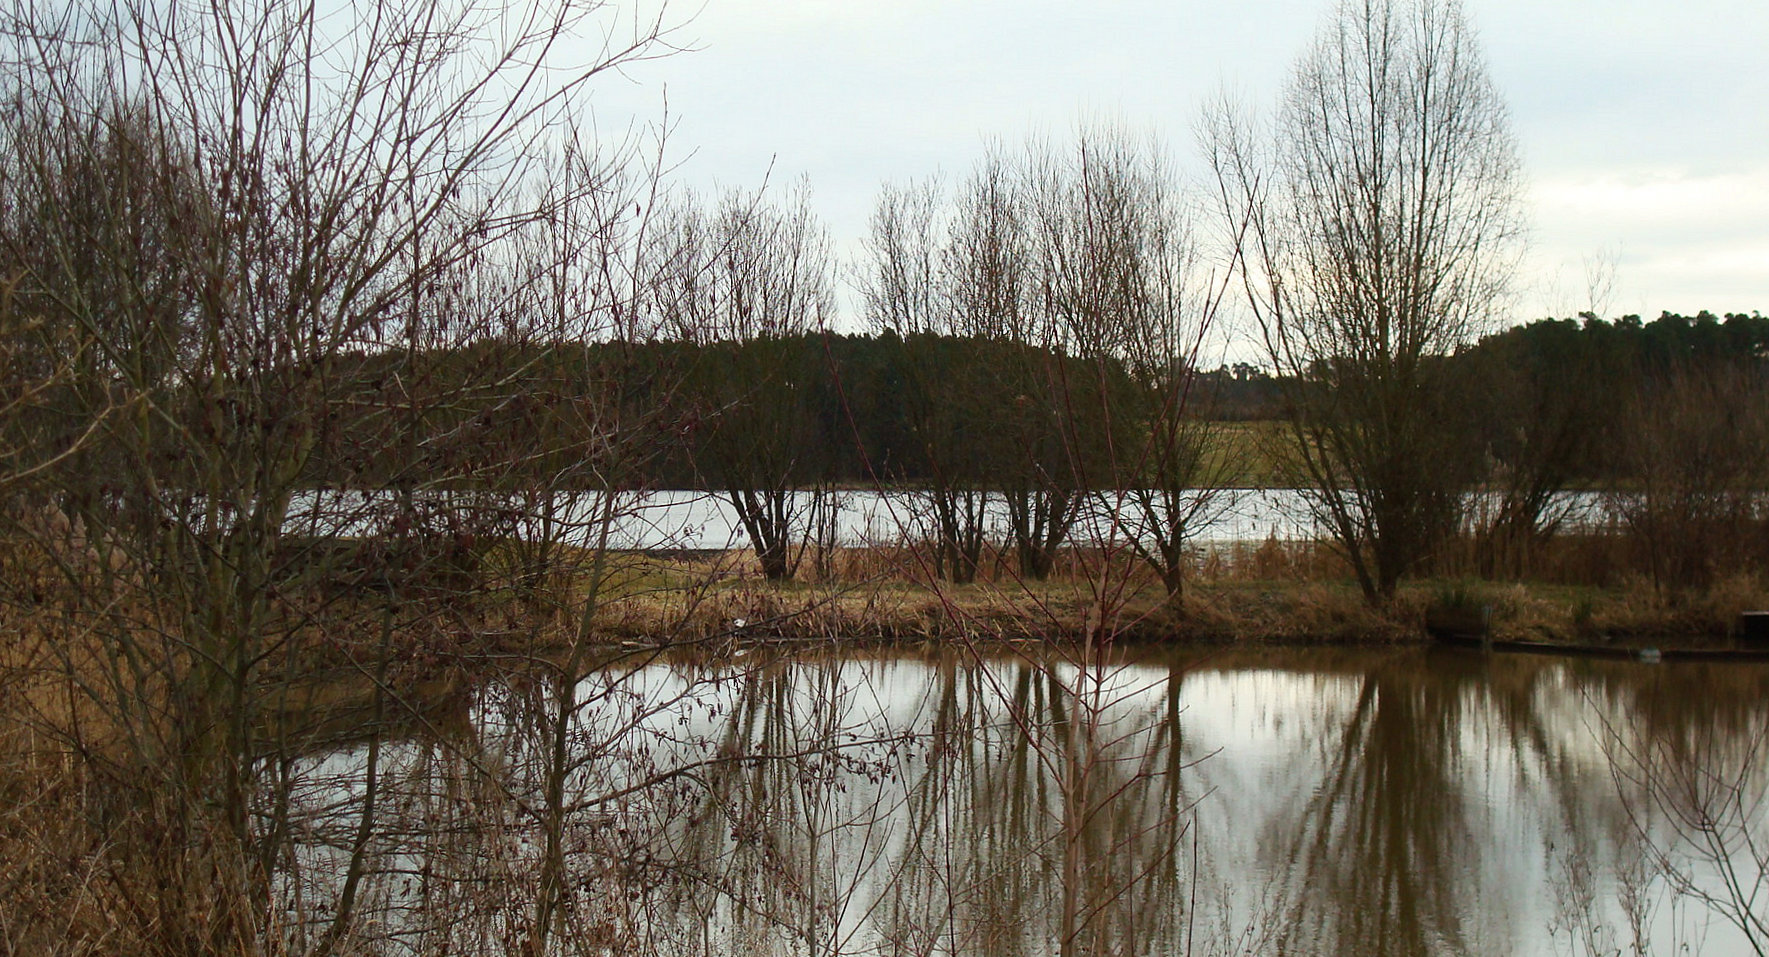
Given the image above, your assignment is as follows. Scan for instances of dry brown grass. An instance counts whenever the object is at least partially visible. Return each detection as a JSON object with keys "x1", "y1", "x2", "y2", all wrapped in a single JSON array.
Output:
[
  {"x1": 566, "y1": 538, "x2": 1422, "y2": 648},
  {"x1": 1570, "y1": 571, "x2": 1769, "y2": 643},
  {"x1": 1390, "y1": 572, "x2": 1769, "y2": 646},
  {"x1": 1195, "y1": 535, "x2": 1354, "y2": 583},
  {"x1": 571, "y1": 535, "x2": 1769, "y2": 652},
  {"x1": 0, "y1": 599, "x2": 490, "y2": 955},
  {"x1": 0, "y1": 612, "x2": 158, "y2": 955}
]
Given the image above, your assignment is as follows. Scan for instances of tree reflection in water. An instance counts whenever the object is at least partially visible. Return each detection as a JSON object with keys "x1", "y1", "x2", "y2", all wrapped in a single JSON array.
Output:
[
  {"x1": 1251, "y1": 653, "x2": 1497, "y2": 956},
  {"x1": 275, "y1": 650, "x2": 1769, "y2": 956}
]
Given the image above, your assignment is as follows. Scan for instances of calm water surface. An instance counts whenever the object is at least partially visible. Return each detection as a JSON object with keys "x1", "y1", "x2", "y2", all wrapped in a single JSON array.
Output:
[{"x1": 287, "y1": 648, "x2": 1769, "y2": 955}]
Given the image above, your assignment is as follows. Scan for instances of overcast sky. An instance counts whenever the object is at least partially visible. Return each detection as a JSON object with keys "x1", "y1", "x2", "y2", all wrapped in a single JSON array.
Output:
[{"x1": 588, "y1": 0, "x2": 1768, "y2": 338}]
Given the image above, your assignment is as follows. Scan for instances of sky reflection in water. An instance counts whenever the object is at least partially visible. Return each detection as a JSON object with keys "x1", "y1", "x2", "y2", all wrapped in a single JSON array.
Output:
[{"x1": 288, "y1": 648, "x2": 1769, "y2": 956}]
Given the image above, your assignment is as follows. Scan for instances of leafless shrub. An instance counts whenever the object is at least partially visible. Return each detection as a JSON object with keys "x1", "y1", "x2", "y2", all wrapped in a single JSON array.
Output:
[{"x1": 1614, "y1": 363, "x2": 1769, "y2": 595}]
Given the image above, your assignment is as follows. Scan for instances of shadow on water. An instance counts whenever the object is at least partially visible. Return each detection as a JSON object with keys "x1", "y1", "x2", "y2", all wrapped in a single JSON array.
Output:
[{"x1": 271, "y1": 647, "x2": 1769, "y2": 955}]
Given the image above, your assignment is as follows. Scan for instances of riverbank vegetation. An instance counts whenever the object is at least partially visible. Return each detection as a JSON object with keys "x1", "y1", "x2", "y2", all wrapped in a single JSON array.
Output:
[{"x1": 0, "y1": 0, "x2": 1765, "y2": 952}]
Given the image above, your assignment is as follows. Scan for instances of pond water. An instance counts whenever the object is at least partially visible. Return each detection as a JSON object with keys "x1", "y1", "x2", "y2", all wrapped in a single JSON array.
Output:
[{"x1": 282, "y1": 647, "x2": 1769, "y2": 956}]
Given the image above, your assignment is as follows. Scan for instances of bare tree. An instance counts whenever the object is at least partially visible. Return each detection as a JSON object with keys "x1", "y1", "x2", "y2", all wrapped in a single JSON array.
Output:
[
  {"x1": 958, "y1": 150, "x2": 1101, "y2": 583},
  {"x1": 656, "y1": 181, "x2": 837, "y2": 581},
  {"x1": 861, "y1": 175, "x2": 1005, "y2": 583},
  {"x1": 1023, "y1": 124, "x2": 1236, "y2": 601},
  {"x1": 459, "y1": 136, "x2": 697, "y2": 956},
  {"x1": 0, "y1": 0, "x2": 680, "y2": 950},
  {"x1": 866, "y1": 150, "x2": 1093, "y2": 584},
  {"x1": 1210, "y1": 0, "x2": 1524, "y2": 603},
  {"x1": 864, "y1": 126, "x2": 1236, "y2": 595}
]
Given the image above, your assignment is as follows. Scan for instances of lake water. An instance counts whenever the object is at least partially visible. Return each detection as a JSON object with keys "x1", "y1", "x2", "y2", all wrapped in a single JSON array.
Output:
[
  {"x1": 287, "y1": 487, "x2": 1613, "y2": 550},
  {"x1": 282, "y1": 647, "x2": 1769, "y2": 956}
]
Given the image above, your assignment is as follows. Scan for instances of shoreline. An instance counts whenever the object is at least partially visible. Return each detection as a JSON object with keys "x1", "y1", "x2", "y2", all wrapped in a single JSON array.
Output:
[{"x1": 566, "y1": 550, "x2": 1767, "y2": 655}]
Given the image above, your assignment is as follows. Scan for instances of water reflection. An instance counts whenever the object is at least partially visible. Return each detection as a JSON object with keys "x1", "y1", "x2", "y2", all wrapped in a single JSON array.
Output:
[
  {"x1": 272, "y1": 650, "x2": 1769, "y2": 955},
  {"x1": 1245, "y1": 654, "x2": 1502, "y2": 955}
]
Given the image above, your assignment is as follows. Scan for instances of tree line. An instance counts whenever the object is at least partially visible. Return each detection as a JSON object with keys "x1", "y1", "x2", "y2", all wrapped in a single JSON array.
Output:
[
  {"x1": 51, "y1": 304, "x2": 1746, "y2": 595},
  {"x1": 115, "y1": 306, "x2": 1755, "y2": 493}
]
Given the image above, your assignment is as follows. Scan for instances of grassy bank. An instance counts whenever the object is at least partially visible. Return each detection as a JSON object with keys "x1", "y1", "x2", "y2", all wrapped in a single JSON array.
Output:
[
  {"x1": 1, "y1": 534, "x2": 1761, "y2": 774},
  {"x1": 567, "y1": 541, "x2": 1768, "y2": 652}
]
